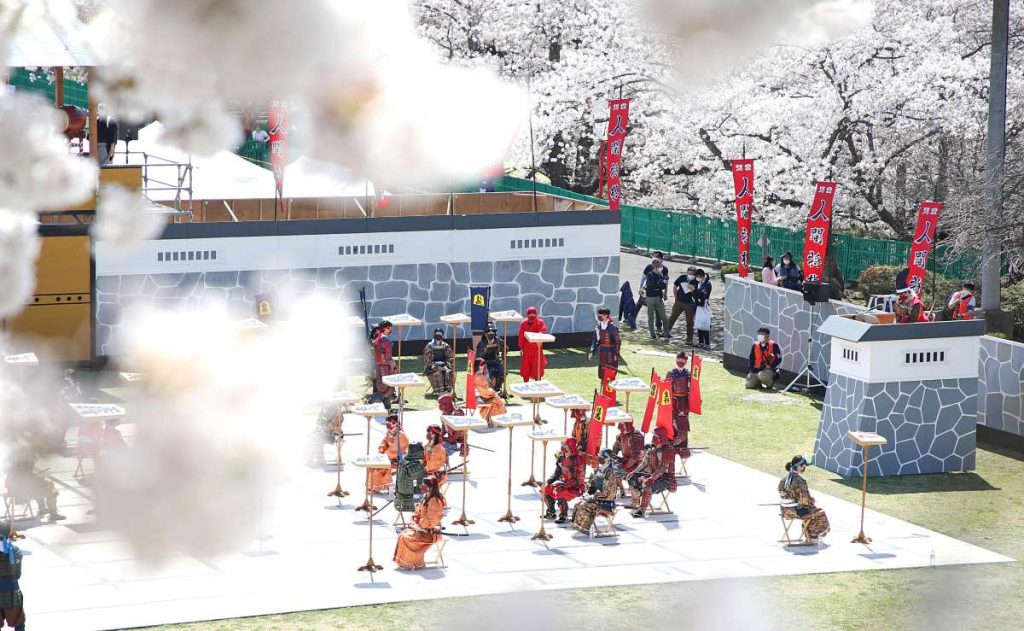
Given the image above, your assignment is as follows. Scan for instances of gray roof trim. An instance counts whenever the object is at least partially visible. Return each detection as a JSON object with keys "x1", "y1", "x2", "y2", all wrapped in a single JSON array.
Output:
[{"x1": 819, "y1": 315, "x2": 986, "y2": 342}]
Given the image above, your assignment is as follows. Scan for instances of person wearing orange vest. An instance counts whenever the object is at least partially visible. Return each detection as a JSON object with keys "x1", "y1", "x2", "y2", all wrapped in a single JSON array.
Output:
[
  {"x1": 746, "y1": 326, "x2": 782, "y2": 390},
  {"x1": 895, "y1": 287, "x2": 930, "y2": 323},
  {"x1": 947, "y1": 283, "x2": 976, "y2": 321}
]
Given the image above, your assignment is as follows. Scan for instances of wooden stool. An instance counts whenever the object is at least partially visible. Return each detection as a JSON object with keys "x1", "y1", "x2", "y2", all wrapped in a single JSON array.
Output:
[
  {"x1": 779, "y1": 502, "x2": 814, "y2": 546},
  {"x1": 649, "y1": 491, "x2": 673, "y2": 515},
  {"x1": 425, "y1": 537, "x2": 447, "y2": 568},
  {"x1": 592, "y1": 508, "x2": 619, "y2": 538},
  {"x1": 392, "y1": 511, "x2": 407, "y2": 527}
]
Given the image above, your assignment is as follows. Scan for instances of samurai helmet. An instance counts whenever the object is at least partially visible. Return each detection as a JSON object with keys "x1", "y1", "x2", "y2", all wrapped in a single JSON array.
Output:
[
  {"x1": 427, "y1": 424, "x2": 443, "y2": 441},
  {"x1": 563, "y1": 437, "x2": 579, "y2": 454},
  {"x1": 486, "y1": 322, "x2": 497, "y2": 333},
  {"x1": 433, "y1": 327, "x2": 444, "y2": 339},
  {"x1": 652, "y1": 426, "x2": 669, "y2": 444},
  {"x1": 617, "y1": 421, "x2": 634, "y2": 432}
]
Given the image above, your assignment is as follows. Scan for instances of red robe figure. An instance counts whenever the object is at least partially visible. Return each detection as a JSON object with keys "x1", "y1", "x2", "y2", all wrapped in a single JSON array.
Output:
[
  {"x1": 518, "y1": 306, "x2": 548, "y2": 382},
  {"x1": 665, "y1": 352, "x2": 691, "y2": 466},
  {"x1": 543, "y1": 438, "x2": 585, "y2": 523}
]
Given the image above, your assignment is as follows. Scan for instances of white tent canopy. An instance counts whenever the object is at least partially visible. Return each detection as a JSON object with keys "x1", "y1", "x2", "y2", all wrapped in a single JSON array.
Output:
[{"x1": 122, "y1": 123, "x2": 373, "y2": 202}]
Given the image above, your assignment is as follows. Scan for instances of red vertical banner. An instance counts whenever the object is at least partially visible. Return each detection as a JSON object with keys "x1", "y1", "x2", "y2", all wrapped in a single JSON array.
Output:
[
  {"x1": 268, "y1": 100, "x2": 290, "y2": 195},
  {"x1": 600, "y1": 364, "x2": 618, "y2": 405},
  {"x1": 604, "y1": 98, "x2": 631, "y2": 211},
  {"x1": 589, "y1": 392, "x2": 613, "y2": 456},
  {"x1": 465, "y1": 350, "x2": 477, "y2": 412},
  {"x1": 655, "y1": 378, "x2": 675, "y2": 439},
  {"x1": 641, "y1": 368, "x2": 659, "y2": 433},
  {"x1": 731, "y1": 160, "x2": 754, "y2": 277},
  {"x1": 907, "y1": 202, "x2": 942, "y2": 294},
  {"x1": 802, "y1": 181, "x2": 837, "y2": 283},
  {"x1": 690, "y1": 353, "x2": 703, "y2": 416}
]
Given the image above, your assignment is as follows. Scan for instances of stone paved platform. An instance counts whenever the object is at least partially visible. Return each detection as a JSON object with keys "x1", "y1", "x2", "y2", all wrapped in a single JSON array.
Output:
[{"x1": 21, "y1": 407, "x2": 1011, "y2": 631}]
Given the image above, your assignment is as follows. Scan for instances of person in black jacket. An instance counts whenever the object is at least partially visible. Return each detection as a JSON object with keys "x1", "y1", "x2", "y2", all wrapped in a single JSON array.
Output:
[
  {"x1": 634, "y1": 252, "x2": 669, "y2": 326},
  {"x1": 667, "y1": 266, "x2": 697, "y2": 344},
  {"x1": 643, "y1": 260, "x2": 669, "y2": 340}
]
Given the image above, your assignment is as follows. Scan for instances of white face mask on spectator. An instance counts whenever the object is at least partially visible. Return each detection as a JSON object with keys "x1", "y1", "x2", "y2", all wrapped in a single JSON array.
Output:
[
  {"x1": 757, "y1": 334, "x2": 766, "y2": 343},
  {"x1": 783, "y1": 258, "x2": 791, "y2": 265}
]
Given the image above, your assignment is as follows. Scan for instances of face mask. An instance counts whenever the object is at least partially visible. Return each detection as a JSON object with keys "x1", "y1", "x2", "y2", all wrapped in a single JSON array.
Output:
[
  {"x1": 783, "y1": 258, "x2": 791, "y2": 265},
  {"x1": 676, "y1": 361, "x2": 686, "y2": 369},
  {"x1": 697, "y1": 276, "x2": 705, "y2": 282},
  {"x1": 757, "y1": 335, "x2": 766, "y2": 343},
  {"x1": 487, "y1": 332, "x2": 495, "y2": 339}
]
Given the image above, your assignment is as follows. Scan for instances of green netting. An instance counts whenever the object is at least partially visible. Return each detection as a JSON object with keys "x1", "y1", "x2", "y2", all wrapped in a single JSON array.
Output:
[
  {"x1": 7, "y1": 68, "x2": 89, "y2": 109},
  {"x1": 490, "y1": 177, "x2": 981, "y2": 280}
]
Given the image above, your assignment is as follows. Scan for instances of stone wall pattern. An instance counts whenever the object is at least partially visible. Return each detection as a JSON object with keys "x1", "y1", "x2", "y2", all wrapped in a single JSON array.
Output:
[
  {"x1": 814, "y1": 374, "x2": 977, "y2": 476},
  {"x1": 978, "y1": 336, "x2": 1024, "y2": 438},
  {"x1": 95, "y1": 256, "x2": 620, "y2": 356}
]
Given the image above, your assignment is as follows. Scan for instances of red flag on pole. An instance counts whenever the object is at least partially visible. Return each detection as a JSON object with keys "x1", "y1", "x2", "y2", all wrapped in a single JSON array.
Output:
[
  {"x1": 641, "y1": 368, "x2": 659, "y2": 433},
  {"x1": 604, "y1": 98, "x2": 631, "y2": 211},
  {"x1": 731, "y1": 159, "x2": 754, "y2": 277},
  {"x1": 590, "y1": 392, "x2": 613, "y2": 456},
  {"x1": 690, "y1": 352, "x2": 703, "y2": 415},
  {"x1": 268, "y1": 100, "x2": 290, "y2": 217},
  {"x1": 600, "y1": 364, "x2": 618, "y2": 406},
  {"x1": 906, "y1": 201, "x2": 942, "y2": 294},
  {"x1": 465, "y1": 350, "x2": 477, "y2": 412},
  {"x1": 802, "y1": 181, "x2": 837, "y2": 284},
  {"x1": 655, "y1": 377, "x2": 675, "y2": 439}
]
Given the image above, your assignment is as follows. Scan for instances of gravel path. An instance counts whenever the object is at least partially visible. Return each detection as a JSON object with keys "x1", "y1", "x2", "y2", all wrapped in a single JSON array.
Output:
[{"x1": 617, "y1": 249, "x2": 726, "y2": 358}]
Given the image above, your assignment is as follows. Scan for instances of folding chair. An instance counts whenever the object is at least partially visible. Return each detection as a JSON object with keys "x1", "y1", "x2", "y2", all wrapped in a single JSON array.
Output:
[
  {"x1": 592, "y1": 507, "x2": 619, "y2": 538},
  {"x1": 779, "y1": 501, "x2": 813, "y2": 546},
  {"x1": 649, "y1": 491, "x2": 673, "y2": 515},
  {"x1": 424, "y1": 536, "x2": 447, "y2": 568}
]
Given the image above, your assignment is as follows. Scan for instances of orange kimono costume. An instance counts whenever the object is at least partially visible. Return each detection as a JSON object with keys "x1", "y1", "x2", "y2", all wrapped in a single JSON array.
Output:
[
  {"x1": 475, "y1": 373, "x2": 507, "y2": 421},
  {"x1": 424, "y1": 442, "x2": 449, "y2": 486},
  {"x1": 393, "y1": 496, "x2": 445, "y2": 569},
  {"x1": 370, "y1": 430, "x2": 409, "y2": 493}
]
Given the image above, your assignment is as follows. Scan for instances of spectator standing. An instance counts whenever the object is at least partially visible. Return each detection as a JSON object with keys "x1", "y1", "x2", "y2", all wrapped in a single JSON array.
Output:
[
  {"x1": 635, "y1": 253, "x2": 669, "y2": 332},
  {"x1": 761, "y1": 257, "x2": 777, "y2": 285},
  {"x1": 644, "y1": 260, "x2": 669, "y2": 340},
  {"x1": 774, "y1": 251, "x2": 803, "y2": 291},
  {"x1": 666, "y1": 266, "x2": 697, "y2": 344},
  {"x1": 948, "y1": 282, "x2": 977, "y2": 321}
]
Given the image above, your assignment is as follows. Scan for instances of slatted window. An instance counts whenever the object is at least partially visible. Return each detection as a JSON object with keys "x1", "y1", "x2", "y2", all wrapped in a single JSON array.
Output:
[
  {"x1": 158, "y1": 250, "x2": 216, "y2": 262},
  {"x1": 510, "y1": 237, "x2": 565, "y2": 249},
  {"x1": 842, "y1": 347, "x2": 860, "y2": 363},
  {"x1": 339, "y1": 244, "x2": 394, "y2": 256},
  {"x1": 903, "y1": 350, "x2": 947, "y2": 365}
]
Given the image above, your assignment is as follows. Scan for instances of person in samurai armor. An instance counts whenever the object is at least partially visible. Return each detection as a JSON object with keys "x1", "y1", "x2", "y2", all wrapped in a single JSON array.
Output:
[
  {"x1": 370, "y1": 413, "x2": 409, "y2": 493},
  {"x1": 778, "y1": 455, "x2": 830, "y2": 540},
  {"x1": 588, "y1": 307, "x2": 621, "y2": 379},
  {"x1": 571, "y1": 449, "x2": 624, "y2": 535},
  {"x1": 628, "y1": 427, "x2": 677, "y2": 518},
  {"x1": 394, "y1": 442, "x2": 426, "y2": 513},
  {"x1": 306, "y1": 402, "x2": 343, "y2": 467},
  {"x1": 542, "y1": 438, "x2": 586, "y2": 524},
  {"x1": 612, "y1": 421, "x2": 645, "y2": 503},
  {"x1": 474, "y1": 322, "x2": 507, "y2": 394},
  {"x1": 370, "y1": 320, "x2": 397, "y2": 409},
  {"x1": 0, "y1": 523, "x2": 24, "y2": 631},
  {"x1": 423, "y1": 328, "x2": 454, "y2": 397},
  {"x1": 665, "y1": 352, "x2": 692, "y2": 470}
]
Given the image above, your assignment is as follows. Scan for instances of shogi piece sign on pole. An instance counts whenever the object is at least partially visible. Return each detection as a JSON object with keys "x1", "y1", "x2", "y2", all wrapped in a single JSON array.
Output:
[
  {"x1": 906, "y1": 201, "x2": 942, "y2": 294},
  {"x1": 605, "y1": 98, "x2": 631, "y2": 211},
  {"x1": 802, "y1": 181, "x2": 837, "y2": 284},
  {"x1": 730, "y1": 159, "x2": 754, "y2": 277}
]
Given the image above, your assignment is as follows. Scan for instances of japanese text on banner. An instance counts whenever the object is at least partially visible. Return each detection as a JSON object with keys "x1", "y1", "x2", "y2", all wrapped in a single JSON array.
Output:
[
  {"x1": 268, "y1": 100, "x2": 290, "y2": 194},
  {"x1": 802, "y1": 182, "x2": 837, "y2": 283},
  {"x1": 605, "y1": 98, "x2": 631, "y2": 212},
  {"x1": 906, "y1": 202, "x2": 942, "y2": 293},
  {"x1": 731, "y1": 160, "x2": 754, "y2": 277}
]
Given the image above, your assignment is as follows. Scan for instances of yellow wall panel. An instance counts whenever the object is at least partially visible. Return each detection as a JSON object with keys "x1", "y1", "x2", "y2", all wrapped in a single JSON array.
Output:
[
  {"x1": 6, "y1": 303, "x2": 92, "y2": 363},
  {"x1": 34, "y1": 235, "x2": 90, "y2": 295}
]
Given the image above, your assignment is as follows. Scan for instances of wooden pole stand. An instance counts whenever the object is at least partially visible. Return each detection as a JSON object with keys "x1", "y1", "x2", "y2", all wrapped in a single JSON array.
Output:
[
  {"x1": 852, "y1": 445, "x2": 873, "y2": 544},
  {"x1": 497, "y1": 426, "x2": 521, "y2": 523},
  {"x1": 357, "y1": 469, "x2": 383, "y2": 572},
  {"x1": 531, "y1": 442, "x2": 552, "y2": 541},
  {"x1": 452, "y1": 429, "x2": 475, "y2": 527}
]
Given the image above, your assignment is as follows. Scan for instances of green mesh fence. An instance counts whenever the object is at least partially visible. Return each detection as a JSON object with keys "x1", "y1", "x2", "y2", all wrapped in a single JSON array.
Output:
[{"x1": 8, "y1": 68, "x2": 89, "y2": 109}]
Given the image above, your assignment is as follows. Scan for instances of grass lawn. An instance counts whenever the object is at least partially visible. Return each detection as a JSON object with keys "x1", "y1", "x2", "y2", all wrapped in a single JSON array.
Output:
[{"x1": 140, "y1": 332, "x2": 1022, "y2": 630}]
